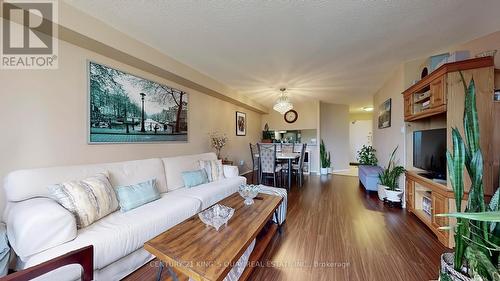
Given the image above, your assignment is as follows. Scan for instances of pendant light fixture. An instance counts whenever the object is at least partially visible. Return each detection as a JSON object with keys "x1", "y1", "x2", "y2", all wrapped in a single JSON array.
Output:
[{"x1": 273, "y1": 88, "x2": 293, "y2": 114}]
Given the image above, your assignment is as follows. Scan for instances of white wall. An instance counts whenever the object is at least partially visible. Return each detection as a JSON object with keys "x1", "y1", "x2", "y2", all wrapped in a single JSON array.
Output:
[
  {"x1": 372, "y1": 65, "x2": 406, "y2": 169},
  {"x1": 0, "y1": 35, "x2": 262, "y2": 215},
  {"x1": 319, "y1": 102, "x2": 350, "y2": 171},
  {"x1": 261, "y1": 101, "x2": 319, "y2": 131},
  {"x1": 349, "y1": 120, "x2": 373, "y2": 163}
]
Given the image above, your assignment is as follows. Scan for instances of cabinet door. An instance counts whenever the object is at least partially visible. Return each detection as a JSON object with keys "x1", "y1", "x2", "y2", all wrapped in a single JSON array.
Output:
[
  {"x1": 431, "y1": 193, "x2": 448, "y2": 229},
  {"x1": 404, "y1": 93, "x2": 413, "y2": 118},
  {"x1": 405, "y1": 178, "x2": 414, "y2": 211},
  {"x1": 430, "y1": 76, "x2": 446, "y2": 108}
]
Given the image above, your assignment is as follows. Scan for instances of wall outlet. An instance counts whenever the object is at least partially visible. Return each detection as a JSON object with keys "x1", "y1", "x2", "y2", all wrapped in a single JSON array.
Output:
[{"x1": 239, "y1": 160, "x2": 245, "y2": 166}]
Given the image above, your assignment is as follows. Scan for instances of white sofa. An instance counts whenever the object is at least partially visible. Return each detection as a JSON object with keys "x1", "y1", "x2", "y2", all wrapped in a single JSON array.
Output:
[{"x1": 2, "y1": 152, "x2": 249, "y2": 281}]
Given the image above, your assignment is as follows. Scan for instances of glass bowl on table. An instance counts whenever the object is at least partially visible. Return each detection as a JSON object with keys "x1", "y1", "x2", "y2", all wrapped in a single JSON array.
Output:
[
  {"x1": 198, "y1": 204, "x2": 234, "y2": 231},
  {"x1": 238, "y1": 184, "x2": 261, "y2": 205}
]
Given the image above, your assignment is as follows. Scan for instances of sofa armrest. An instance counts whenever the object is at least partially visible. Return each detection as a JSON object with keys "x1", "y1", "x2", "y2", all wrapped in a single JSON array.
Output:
[
  {"x1": 7, "y1": 198, "x2": 77, "y2": 259},
  {"x1": 3, "y1": 245, "x2": 93, "y2": 281},
  {"x1": 223, "y1": 165, "x2": 239, "y2": 178}
]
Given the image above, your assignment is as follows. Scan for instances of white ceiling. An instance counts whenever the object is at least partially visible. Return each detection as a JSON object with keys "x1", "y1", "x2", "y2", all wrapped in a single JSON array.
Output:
[{"x1": 66, "y1": 0, "x2": 500, "y2": 112}]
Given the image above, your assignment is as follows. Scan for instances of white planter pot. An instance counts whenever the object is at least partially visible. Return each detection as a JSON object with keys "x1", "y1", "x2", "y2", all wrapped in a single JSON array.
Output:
[
  {"x1": 320, "y1": 168, "x2": 329, "y2": 175},
  {"x1": 327, "y1": 167, "x2": 332, "y2": 174},
  {"x1": 385, "y1": 189, "x2": 403, "y2": 202},
  {"x1": 377, "y1": 184, "x2": 387, "y2": 201}
]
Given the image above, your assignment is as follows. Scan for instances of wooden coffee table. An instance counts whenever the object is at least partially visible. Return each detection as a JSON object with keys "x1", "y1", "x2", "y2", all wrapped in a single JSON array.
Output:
[{"x1": 144, "y1": 193, "x2": 283, "y2": 281}]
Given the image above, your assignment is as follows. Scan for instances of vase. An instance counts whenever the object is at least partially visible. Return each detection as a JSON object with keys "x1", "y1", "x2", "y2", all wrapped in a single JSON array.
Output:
[
  {"x1": 385, "y1": 188, "x2": 403, "y2": 202},
  {"x1": 440, "y1": 253, "x2": 472, "y2": 281},
  {"x1": 377, "y1": 184, "x2": 387, "y2": 201},
  {"x1": 320, "y1": 168, "x2": 329, "y2": 175}
]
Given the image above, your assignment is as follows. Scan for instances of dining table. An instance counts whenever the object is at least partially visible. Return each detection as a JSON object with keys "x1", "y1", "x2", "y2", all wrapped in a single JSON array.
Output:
[{"x1": 255, "y1": 152, "x2": 300, "y2": 190}]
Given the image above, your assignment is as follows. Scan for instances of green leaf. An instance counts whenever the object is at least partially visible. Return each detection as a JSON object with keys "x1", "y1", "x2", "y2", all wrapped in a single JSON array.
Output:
[
  {"x1": 436, "y1": 211, "x2": 500, "y2": 222},
  {"x1": 440, "y1": 272, "x2": 453, "y2": 281},
  {"x1": 489, "y1": 188, "x2": 500, "y2": 232},
  {"x1": 490, "y1": 188, "x2": 500, "y2": 212},
  {"x1": 448, "y1": 128, "x2": 465, "y2": 211},
  {"x1": 465, "y1": 246, "x2": 500, "y2": 281}
]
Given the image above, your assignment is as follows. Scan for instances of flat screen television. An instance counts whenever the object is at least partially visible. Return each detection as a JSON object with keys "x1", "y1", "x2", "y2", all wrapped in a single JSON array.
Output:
[{"x1": 413, "y1": 128, "x2": 447, "y2": 180}]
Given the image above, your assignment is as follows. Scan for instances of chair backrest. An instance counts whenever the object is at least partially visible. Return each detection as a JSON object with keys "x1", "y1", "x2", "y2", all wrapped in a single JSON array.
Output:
[
  {"x1": 258, "y1": 144, "x2": 277, "y2": 174},
  {"x1": 298, "y1": 143, "x2": 307, "y2": 169},
  {"x1": 249, "y1": 143, "x2": 259, "y2": 170},
  {"x1": 281, "y1": 143, "x2": 294, "y2": 153}
]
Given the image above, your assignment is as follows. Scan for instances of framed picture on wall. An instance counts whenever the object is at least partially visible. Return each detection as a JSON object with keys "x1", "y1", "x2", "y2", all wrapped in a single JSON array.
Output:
[
  {"x1": 378, "y1": 98, "x2": 392, "y2": 129},
  {"x1": 236, "y1": 111, "x2": 246, "y2": 136},
  {"x1": 88, "y1": 61, "x2": 188, "y2": 143}
]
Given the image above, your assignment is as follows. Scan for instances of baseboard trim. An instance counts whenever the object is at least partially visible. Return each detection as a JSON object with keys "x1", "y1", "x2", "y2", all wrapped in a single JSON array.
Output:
[{"x1": 331, "y1": 169, "x2": 350, "y2": 173}]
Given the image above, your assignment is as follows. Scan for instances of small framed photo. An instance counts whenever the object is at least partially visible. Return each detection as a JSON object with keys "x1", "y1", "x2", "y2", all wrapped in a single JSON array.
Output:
[
  {"x1": 236, "y1": 111, "x2": 246, "y2": 136},
  {"x1": 378, "y1": 98, "x2": 392, "y2": 129}
]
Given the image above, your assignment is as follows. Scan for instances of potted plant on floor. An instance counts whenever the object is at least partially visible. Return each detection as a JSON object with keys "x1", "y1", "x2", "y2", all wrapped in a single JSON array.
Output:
[
  {"x1": 320, "y1": 140, "x2": 331, "y2": 175},
  {"x1": 436, "y1": 75, "x2": 500, "y2": 281},
  {"x1": 377, "y1": 146, "x2": 405, "y2": 202},
  {"x1": 357, "y1": 145, "x2": 378, "y2": 166}
]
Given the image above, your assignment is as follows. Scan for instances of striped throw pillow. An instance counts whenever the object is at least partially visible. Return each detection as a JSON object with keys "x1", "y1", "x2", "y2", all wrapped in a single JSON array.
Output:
[
  {"x1": 199, "y1": 160, "x2": 225, "y2": 182},
  {"x1": 48, "y1": 172, "x2": 119, "y2": 228}
]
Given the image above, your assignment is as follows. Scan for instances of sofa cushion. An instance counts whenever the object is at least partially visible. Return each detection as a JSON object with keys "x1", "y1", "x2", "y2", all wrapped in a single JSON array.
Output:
[
  {"x1": 7, "y1": 198, "x2": 77, "y2": 259},
  {"x1": 173, "y1": 176, "x2": 246, "y2": 210},
  {"x1": 3, "y1": 158, "x2": 168, "y2": 204},
  {"x1": 199, "y1": 159, "x2": 224, "y2": 182},
  {"x1": 49, "y1": 172, "x2": 119, "y2": 228},
  {"x1": 19, "y1": 193, "x2": 201, "y2": 270},
  {"x1": 115, "y1": 179, "x2": 161, "y2": 212},
  {"x1": 181, "y1": 169, "x2": 209, "y2": 188},
  {"x1": 223, "y1": 165, "x2": 239, "y2": 178},
  {"x1": 162, "y1": 153, "x2": 217, "y2": 192}
]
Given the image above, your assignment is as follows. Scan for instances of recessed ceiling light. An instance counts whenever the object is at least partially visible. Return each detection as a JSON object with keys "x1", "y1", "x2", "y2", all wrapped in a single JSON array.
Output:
[{"x1": 362, "y1": 107, "x2": 374, "y2": 112}]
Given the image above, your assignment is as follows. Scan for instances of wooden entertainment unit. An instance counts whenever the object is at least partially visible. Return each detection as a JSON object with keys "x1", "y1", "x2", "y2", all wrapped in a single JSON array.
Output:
[{"x1": 402, "y1": 56, "x2": 500, "y2": 248}]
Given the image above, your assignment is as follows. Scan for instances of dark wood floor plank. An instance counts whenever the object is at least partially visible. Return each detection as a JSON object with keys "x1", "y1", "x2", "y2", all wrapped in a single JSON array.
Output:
[{"x1": 124, "y1": 174, "x2": 447, "y2": 281}]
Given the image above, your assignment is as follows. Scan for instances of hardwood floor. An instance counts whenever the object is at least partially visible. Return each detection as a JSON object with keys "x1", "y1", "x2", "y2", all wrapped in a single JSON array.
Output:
[{"x1": 125, "y1": 174, "x2": 448, "y2": 281}]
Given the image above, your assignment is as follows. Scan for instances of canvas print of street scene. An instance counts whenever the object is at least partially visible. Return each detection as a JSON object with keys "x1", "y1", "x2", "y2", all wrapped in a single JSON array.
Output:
[{"x1": 89, "y1": 62, "x2": 188, "y2": 143}]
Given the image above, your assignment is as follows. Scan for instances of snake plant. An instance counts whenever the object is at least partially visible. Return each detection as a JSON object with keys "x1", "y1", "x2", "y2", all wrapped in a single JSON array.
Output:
[
  {"x1": 320, "y1": 140, "x2": 331, "y2": 168},
  {"x1": 438, "y1": 73, "x2": 500, "y2": 280},
  {"x1": 378, "y1": 146, "x2": 405, "y2": 191}
]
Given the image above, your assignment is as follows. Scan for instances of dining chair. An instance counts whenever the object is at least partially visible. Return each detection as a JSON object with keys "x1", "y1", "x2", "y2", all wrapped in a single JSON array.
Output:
[
  {"x1": 257, "y1": 143, "x2": 283, "y2": 187},
  {"x1": 281, "y1": 143, "x2": 294, "y2": 153},
  {"x1": 249, "y1": 143, "x2": 260, "y2": 184},
  {"x1": 292, "y1": 143, "x2": 307, "y2": 187}
]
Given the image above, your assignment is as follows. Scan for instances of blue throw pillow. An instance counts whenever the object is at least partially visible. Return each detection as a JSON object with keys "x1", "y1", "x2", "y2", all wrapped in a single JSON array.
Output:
[
  {"x1": 182, "y1": 169, "x2": 209, "y2": 188},
  {"x1": 115, "y1": 179, "x2": 160, "y2": 212}
]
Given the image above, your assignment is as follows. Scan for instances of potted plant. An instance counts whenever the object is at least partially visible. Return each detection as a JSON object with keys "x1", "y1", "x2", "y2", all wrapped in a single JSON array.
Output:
[
  {"x1": 378, "y1": 146, "x2": 405, "y2": 202},
  {"x1": 320, "y1": 140, "x2": 331, "y2": 175},
  {"x1": 436, "y1": 75, "x2": 500, "y2": 281},
  {"x1": 357, "y1": 145, "x2": 378, "y2": 166},
  {"x1": 209, "y1": 132, "x2": 228, "y2": 159}
]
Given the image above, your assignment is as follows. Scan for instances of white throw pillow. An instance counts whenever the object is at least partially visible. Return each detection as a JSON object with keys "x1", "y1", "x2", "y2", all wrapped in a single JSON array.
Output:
[
  {"x1": 48, "y1": 172, "x2": 119, "y2": 228},
  {"x1": 199, "y1": 160, "x2": 225, "y2": 182}
]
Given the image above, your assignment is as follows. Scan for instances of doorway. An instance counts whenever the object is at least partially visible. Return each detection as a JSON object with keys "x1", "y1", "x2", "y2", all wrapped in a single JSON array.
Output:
[{"x1": 349, "y1": 120, "x2": 373, "y2": 163}]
